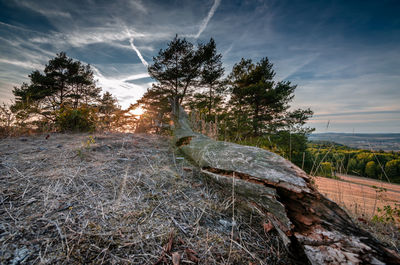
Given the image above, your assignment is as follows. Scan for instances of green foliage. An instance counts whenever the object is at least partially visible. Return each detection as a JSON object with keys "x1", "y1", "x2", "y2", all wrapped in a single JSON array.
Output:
[
  {"x1": 97, "y1": 92, "x2": 128, "y2": 131},
  {"x1": 137, "y1": 36, "x2": 315, "y2": 166},
  {"x1": 76, "y1": 135, "x2": 96, "y2": 160},
  {"x1": 11, "y1": 52, "x2": 102, "y2": 132},
  {"x1": 386, "y1": 159, "x2": 400, "y2": 179},
  {"x1": 308, "y1": 142, "x2": 400, "y2": 183},
  {"x1": 0, "y1": 103, "x2": 15, "y2": 138},
  {"x1": 365, "y1": 161, "x2": 377, "y2": 178},
  {"x1": 318, "y1": 162, "x2": 333, "y2": 178},
  {"x1": 56, "y1": 106, "x2": 97, "y2": 132},
  {"x1": 138, "y1": 36, "x2": 225, "y2": 133},
  {"x1": 225, "y1": 57, "x2": 314, "y2": 137},
  {"x1": 8, "y1": 52, "x2": 135, "y2": 134},
  {"x1": 148, "y1": 35, "x2": 205, "y2": 104},
  {"x1": 189, "y1": 38, "x2": 226, "y2": 122},
  {"x1": 372, "y1": 204, "x2": 400, "y2": 225}
]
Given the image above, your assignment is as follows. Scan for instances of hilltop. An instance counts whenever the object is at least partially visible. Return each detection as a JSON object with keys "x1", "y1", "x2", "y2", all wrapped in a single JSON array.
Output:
[{"x1": 0, "y1": 133, "x2": 290, "y2": 264}]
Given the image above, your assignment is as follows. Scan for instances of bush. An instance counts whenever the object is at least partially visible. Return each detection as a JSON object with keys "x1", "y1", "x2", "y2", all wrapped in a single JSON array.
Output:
[
  {"x1": 386, "y1": 159, "x2": 400, "y2": 179},
  {"x1": 318, "y1": 162, "x2": 333, "y2": 178},
  {"x1": 372, "y1": 204, "x2": 400, "y2": 225},
  {"x1": 365, "y1": 161, "x2": 378, "y2": 178},
  {"x1": 56, "y1": 106, "x2": 97, "y2": 132}
]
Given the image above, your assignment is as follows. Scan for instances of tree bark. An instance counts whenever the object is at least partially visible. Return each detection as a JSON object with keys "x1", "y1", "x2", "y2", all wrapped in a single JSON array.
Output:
[{"x1": 171, "y1": 102, "x2": 400, "y2": 265}]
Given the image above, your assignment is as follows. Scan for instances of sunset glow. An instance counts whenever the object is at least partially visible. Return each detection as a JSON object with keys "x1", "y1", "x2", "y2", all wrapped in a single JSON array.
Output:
[{"x1": 130, "y1": 106, "x2": 144, "y2": 116}]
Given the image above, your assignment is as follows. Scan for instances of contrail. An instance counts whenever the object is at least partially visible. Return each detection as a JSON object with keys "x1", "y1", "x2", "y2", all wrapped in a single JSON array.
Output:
[
  {"x1": 124, "y1": 26, "x2": 148, "y2": 67},
  {"x1": 194, "y1": 0, "x2": 221, "y2": 39},
  {"x1": 116, "y1": 19, "x2": 148, "y2": 67},
  {"x1": 129, "y1": 36, "x2": 148, "y2": 67}
]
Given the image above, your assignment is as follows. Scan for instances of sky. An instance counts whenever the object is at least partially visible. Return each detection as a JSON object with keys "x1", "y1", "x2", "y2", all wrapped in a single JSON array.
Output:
[{"x1": 0, "y1": 0, "x2": 399, "y2": 133}]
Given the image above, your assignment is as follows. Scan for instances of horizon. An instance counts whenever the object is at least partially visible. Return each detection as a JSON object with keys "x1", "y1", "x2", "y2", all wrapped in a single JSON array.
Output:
[
  {"x1": 311, "y1": 132, "x2": 400, "y2": 135},
  {"x1": 1, "y1": 0, "x2": 399, "y2": 133}
]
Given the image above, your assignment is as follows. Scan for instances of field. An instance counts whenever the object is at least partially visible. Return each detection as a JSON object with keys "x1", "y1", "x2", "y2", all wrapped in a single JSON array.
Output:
[{"x1": 315, "y1": 174, "x2": 400, "y2": 218}]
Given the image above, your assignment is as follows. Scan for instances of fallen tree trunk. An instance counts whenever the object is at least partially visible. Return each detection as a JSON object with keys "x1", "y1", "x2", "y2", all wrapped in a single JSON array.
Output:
[{"x1": 171, "y1": 102, "x2": 400, "y2": 265}]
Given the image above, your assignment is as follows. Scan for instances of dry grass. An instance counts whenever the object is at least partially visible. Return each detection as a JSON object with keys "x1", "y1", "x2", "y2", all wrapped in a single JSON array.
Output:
[
  {"x1": 315, "y1": 175, "x2": 399, "y2": 218},
  {"x1": 314, "y1": 175, "x2": 400, "y2": 251},
  {"x1": 0, "y1": 132, "x2": 289, "y2": 264}
]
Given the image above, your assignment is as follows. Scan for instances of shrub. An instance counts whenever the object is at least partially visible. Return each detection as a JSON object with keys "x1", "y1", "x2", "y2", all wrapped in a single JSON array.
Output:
[
  {"x1": 386, "y1": 159, "x2": 400, "y2": 178},
  {"x1": 318, "y1": 162, "x2": 333, "y2": 178},
  {"x1": 56, "y1": 106, "x2": 97, "y2": 132},
  {"x1": 372, "y1": 203, "x2": 400, "y2": 225},
  {"x1": 365, "y1": 161, "x2": 378, "y2": 178}
]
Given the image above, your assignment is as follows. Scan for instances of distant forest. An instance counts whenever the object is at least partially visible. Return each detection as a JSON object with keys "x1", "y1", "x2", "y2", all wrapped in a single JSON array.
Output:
[
  {"x1": 308, "y1": 142, "x2": 400, "y2": 184},
  {"x1": 1, "y1": 35, "x2": 399, "y2": 183}
]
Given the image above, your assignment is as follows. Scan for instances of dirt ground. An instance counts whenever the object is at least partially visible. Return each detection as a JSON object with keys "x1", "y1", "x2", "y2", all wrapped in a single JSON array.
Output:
[
  {"x1": 0, "y1": 133, "x2": 289, "y2": 264},
  {"x1": 315, "y1": 175, "x2": 400, "y2": 218}
]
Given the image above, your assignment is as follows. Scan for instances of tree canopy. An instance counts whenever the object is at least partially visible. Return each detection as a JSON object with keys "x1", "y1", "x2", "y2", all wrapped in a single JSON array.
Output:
[
  {"x1": 226, "y1": 57, "x2": 313, "y2": 137},
  {"x1": 139, "y1": 36, "x2": 225, "y2": 131},
  {"x1": 12, "y1": 52, "x2": 101, "y2": 121},
  {"x1": 9, "y1": 52, "x2": 133, "y2": 132},
  {"x1": 134, "y1": 36, "x2": 315, "y2": 170}
]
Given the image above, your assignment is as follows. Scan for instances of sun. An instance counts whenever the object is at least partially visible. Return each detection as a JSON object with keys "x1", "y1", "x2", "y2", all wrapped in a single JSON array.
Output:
[{"x1": 130, "y1": 106, "x2": 144, "y2": 116}]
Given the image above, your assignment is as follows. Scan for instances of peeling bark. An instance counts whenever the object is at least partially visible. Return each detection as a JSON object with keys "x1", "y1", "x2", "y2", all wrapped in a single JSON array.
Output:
[{"x1": 172, "y1": 103, "x2": 400, "y2": 265}]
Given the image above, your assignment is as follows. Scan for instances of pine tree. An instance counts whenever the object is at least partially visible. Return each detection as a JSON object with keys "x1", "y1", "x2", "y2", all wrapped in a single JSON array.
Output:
[
  {"x1": 139, "y1": 36, "x2": 224, "y2": 132},
  {"x1": 148, "y1": 35, "x2": 203, "y2": 105},
  {"x1": 98, "y1": 92, "x2": 120, "y2": 130},
  {"x1": 11, "y1": 52, "x2": 101, "y2": 129},
  {"x1": 227, "y1": 57, "x2": 313, "y2": 137}
]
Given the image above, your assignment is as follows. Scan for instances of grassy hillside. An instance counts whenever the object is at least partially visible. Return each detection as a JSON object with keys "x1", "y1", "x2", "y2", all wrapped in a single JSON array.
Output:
[{"x1": 0, "y1": 133, "x2": 289, "y2": 264}]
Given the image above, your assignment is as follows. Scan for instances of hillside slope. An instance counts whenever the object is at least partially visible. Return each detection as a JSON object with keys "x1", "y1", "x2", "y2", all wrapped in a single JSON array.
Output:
[{"x1": 0, "y1": 133, "x2": 290, "y2": 264}]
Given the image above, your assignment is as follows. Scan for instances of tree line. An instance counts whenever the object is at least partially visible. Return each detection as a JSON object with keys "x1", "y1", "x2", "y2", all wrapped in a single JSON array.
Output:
[
  {"x1": 308, "y1": 142, "x2": 400, "y2": 183},
  {"x1": 1, "y1": 36, "x2": 314, "y2": 173},
  {"x1": 2, "y1": 35, "x2": 315, "y2": 175},
  {"x1": 1, "y1": 52, "x2": 135, "y2": 134},
  {"x1": 3, "y1": 36, "x2": 398, "y2": 182}
]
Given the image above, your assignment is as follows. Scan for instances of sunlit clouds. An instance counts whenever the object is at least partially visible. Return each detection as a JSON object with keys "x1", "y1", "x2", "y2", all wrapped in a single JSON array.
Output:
[{"x1": 93, "y1": 67, "x2": 151, "y2": 109}]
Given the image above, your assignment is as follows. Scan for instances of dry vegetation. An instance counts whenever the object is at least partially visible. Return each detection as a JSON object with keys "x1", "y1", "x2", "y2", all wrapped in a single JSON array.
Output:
[
  {"x1": 315, "y1": 175, "x2": 400, "y2": 251},
  {"x1": 0, "y1": 133, "x2": 290, "y2": 264},
  {"x1": 315, "y1": 175, "x2": 400, "y2": 218}
]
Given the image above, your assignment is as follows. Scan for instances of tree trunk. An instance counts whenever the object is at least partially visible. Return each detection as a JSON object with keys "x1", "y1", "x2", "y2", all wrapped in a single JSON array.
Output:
[
  {"x1": 171, "y1": 102, "x2": 400, "y2": 265},
  {"x1": 253, "y1": 103, "x2": 259, "y2": 136}
]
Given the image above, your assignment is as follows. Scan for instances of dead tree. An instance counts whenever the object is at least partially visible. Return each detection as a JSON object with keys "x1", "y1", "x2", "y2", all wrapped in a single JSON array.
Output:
[{"x1": 171, "y1": 102, "x2": 400, "y2": 265}]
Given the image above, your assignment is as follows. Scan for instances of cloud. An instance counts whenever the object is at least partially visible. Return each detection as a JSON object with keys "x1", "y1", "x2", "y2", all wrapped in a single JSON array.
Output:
[
  {"x1": 223, "y1": 43, "x2": 234, "y2": 57},
  {"x1": 0, "y1": 21, "x2": 42, "y2": 33},
  {"x1": 121, "y1": 73, "x2": 150, "y2": 82},
  {"x1": 129, "y1": 0, "x2": 148, "y2": 14},
  {"x1": 275, "y1": 53, "x2": 320, "y2": 81},
  {"x1": 1, "y1": 0, "x2": 399, "y2": 133},
  {"x1": 0, "y1": 58, "x2": 43, "y2": 70},
  {"x1": 194, "y1": 0, "x2": 221, "y2": 39},
  {"x1": 314, "y1": 110, "x2": 400, "y2": 118},
  {"x1": 92, "y1": 67, "x2": 150, "y2": 108},
  {"x1": 13, "y1": 0, "x2": 71, "y2": 18}
]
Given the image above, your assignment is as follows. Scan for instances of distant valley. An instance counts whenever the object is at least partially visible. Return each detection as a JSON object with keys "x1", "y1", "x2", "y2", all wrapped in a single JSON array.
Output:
[{"x1": 309, "y1": 133, "x2": 400, "y2": 151}]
